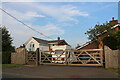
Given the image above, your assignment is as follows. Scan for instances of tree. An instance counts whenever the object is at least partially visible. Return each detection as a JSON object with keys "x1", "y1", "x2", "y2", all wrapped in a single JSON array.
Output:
[
  {"x1": 1, "y1": 27, "x2": 15, "y2": 52},
  {"x1": 1, "y1": 26, "x2": 15, "y2": 64},
  {"x1": 102, "y1": 36, "x2": 118, "y2": 50},
  {"x1": 102, "y1": 30, "x2": 120, "y2": 50},
  {"x1": 115, "y1": 30, "x2": 120, "y2": 49},
  {"x1": 85, "y1": 23, "x2": 115, "y2": 42}
]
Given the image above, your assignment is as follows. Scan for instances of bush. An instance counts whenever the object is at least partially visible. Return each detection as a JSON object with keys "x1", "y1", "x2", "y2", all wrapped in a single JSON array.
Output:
[
  {"x1": 2, "y1": 52, "x2": 11, "y2": 64},
  {"x1": 115, "y1": 30, "x2": 120, "y2": 49},
  {"x1": 102, "y1": 36, "x2": 118, "y2": 50}
]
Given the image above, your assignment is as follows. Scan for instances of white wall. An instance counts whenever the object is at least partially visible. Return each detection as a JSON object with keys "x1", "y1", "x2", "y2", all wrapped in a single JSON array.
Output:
[{"x1": 25, "y1": 38, "x2": 40, "y2": 51}]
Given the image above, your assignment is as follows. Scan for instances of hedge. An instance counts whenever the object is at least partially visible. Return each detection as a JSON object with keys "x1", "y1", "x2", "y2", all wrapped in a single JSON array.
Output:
[{"x1": 2, "y1": 52, "x2": 11, "y2": 64}]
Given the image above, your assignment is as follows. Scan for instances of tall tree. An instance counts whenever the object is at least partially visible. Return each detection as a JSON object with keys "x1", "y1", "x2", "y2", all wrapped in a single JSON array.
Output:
[
  {"x1": 1, "y1": 27, "x2": 15, "y2": 52},
  {"x1": 1, "y1": 26, "x2": 15, "y2": 64}
]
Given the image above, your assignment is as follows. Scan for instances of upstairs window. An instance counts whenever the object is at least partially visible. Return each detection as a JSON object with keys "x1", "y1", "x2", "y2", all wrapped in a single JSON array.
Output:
[{"x1": 33, "y1": 44, "x2": 34, "y2": 47}]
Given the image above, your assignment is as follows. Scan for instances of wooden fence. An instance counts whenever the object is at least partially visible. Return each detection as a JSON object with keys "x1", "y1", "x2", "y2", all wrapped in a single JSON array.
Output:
[
  {"x1": 11, "y1": 48, "x2": 27, "y2": 64},
  {"x1": 104, "y1": 46, "x2": 120, "y2": 68}
]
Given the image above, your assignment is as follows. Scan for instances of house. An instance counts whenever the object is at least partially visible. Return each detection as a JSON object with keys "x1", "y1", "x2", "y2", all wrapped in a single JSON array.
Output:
[
  {"x1": 24, "y1": 37, "x2": 49, "y2": 51},
  {"x1": 24, "y1": 37, "x2": 71, "y2": 51},
  {"x1": 48, "y1": 37, "x2": 71, "y2": 51}
]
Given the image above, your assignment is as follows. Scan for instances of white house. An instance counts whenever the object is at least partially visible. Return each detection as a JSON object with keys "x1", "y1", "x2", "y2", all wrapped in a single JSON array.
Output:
[
  {"x1": 24, "y1": 37, "x2": 49, "y2": 51},
  {"x1": 24, "y1": 37, "x2": 72, "y2": 51}
]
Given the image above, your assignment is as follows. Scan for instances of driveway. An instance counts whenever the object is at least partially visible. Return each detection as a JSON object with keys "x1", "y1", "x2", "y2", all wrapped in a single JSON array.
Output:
[{"x1": 2, "y1": 65, "x2": 119, "y2": 78}]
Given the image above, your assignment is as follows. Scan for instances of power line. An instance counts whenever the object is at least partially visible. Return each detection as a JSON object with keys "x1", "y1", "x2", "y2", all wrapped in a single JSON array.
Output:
[{"x1": 0, "y1": 8, "x2": 53, "y2": 39}]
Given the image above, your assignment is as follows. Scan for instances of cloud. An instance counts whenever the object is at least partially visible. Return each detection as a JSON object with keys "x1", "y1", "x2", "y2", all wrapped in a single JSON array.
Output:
[
  {"x1": 25, "y1": 12, "x2": 45, "y2": 18},
  {"x1": 4, "y1": 3, "x2": 89, "y2": 23},
  {"x1": 38, "y1": 24, "x2": 64, "y2": 36},
  {"x1": 35, "y1": 4, "x2": 89, "y2": 22},
  {"x1": 3, "y1": 9, "x2": 45, "y2": 21}
]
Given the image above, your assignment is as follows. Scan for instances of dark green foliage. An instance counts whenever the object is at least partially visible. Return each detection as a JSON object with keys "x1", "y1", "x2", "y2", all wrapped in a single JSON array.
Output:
[
  {"x1": 102, "y1": 36, "x2": 118, "y2": 50},
  {"x1": 102, "y1": 30, "x2": 120, "y2": 50},
  {"x1": 1, "y1": 27, "x2": 15, "y2": 52},
  {"x1": 2, "y1": 52, "x2": 11, "y2": 64},
  {"x1": 115, "y1": 30, "x2": 120, "y2": 42},
  {"x1": 85, "y1": 23, "x2": 115, "y2": 42},
  {"x1": 115, "y1": 30, "x2": 120, "y2": 49},
  {"x1": 1, "y1": 27, "x2": 15, "y2": 64}
]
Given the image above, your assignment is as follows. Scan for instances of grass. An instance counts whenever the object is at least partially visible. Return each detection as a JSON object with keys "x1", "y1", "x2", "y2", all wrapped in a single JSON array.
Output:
[
  {"x1": 112, "y1": 68, "x2": 120, "y2": 74},
  {"x1": 106, "y1": 68, "x2": 120, "y2": 75},
  {"x1": 2, "y1": 64, "x2": 24, "y2": 69}
]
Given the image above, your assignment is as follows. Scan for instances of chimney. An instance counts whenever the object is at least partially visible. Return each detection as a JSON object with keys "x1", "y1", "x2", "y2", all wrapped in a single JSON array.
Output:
[
  {"x1": 58, "y1": 37, "x2": 60, "y2": 40},
  {"x1": 112, "y1": 17, "x2": 114, "y2": 21}
]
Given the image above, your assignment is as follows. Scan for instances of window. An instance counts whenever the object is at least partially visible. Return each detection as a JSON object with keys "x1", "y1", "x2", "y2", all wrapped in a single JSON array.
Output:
[
  {"x1": 33, "y1": 44, "x2": 34, "y2": 47},
  {"x1": 29, "y1": 42, "x2": 35, "y2": 51}
]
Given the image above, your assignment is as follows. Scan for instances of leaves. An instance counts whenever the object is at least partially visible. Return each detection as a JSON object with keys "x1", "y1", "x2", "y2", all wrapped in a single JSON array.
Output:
[
  {"x1": 85, "y1": 22, "x2": 115, "y2": 42},
  {"x1": 1, "y1": 27, "x2": 15, "y2": 52}
]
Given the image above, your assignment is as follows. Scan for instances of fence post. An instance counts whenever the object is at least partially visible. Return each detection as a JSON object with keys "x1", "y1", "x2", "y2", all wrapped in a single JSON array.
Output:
[
  {"x1": 65, "y1": 50, "x2": 68, "y2": 65},
  {"x1": 36, "y1": 48, "x2": 39, "y2": 66},
  {"x1": 25, "y1": 48, "x2": 28, "y2": 64},
  {"x1": 39, "y1": 49, "x2": 42, "y2": 65},
  {"x1": 68, "y1": 50, "x2": 70, "y2": 65}
]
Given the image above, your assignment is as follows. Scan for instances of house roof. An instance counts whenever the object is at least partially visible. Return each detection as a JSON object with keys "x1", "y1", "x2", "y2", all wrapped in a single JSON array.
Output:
[
  {"x1": 32, "y1": 37, "x2": 69, "y2": 46},
  {"x1": 76, "y1": 41, "x2": 98, "y2": 50},
  {"x1": 76, "y1": 42, "x2": 91, "y2": 50},
  {"x1": 32, "y1": 37, "x2": 48, "y2": 45},
  {"x1": 49, "y1": 40, "x2": 66, "y2": 43}
]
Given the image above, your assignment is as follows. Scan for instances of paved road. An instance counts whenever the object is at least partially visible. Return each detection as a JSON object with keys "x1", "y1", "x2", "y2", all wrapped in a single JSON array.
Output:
[{"x1": 2, "y1": 65, "x2": 119, "y2": 78}]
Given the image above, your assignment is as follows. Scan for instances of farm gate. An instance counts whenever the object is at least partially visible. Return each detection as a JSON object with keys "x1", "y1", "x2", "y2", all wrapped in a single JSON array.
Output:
[{"x1": 27, "y1": 48, "x2": 103, "y2": 66}]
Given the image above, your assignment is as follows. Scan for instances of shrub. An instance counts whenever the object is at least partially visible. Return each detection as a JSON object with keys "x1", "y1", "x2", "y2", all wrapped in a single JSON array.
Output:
[
  {"x1": 102, "y1": 36, "x2": 118, "y2": 50},
  {"x1": 2, "y1": 52, "x2": 11, "y2": 64}
]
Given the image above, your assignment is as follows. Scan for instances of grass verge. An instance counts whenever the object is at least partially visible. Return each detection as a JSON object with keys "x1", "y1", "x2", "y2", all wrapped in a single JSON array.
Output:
[
  {"x1": 112, "y1": 68, "x2": 120, "y2": 74},
  {"x1": 2, "y1": 64, "x2": 24, "y2": 69}
]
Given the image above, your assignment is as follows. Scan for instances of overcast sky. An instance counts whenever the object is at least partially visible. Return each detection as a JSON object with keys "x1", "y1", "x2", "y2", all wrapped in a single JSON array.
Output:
[{"x1": 2, "y1": 2, "x2": 118, "y2": 48}]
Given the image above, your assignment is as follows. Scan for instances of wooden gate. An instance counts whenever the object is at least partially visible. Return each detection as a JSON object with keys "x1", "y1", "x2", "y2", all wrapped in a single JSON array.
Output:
[
  {"x1": 27, "y1": 48, "x2": 103, "y2": 66},
  {"x1": 66, "y1": 49, "x2": 103, "y2": 66},
  {"x1": 39, "y1": 50, "x2": 67, "y2": 65}
]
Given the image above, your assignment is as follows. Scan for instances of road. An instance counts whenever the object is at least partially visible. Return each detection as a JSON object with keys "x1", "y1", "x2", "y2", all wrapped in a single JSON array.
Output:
[{"x1": 2, "y1": 65, "x2": 119, "y2": 78}]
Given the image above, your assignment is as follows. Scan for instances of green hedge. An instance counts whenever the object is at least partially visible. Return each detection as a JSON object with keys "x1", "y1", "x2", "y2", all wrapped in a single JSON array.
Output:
[{"x1": 2, "y1": 52, "x2": 11, "y2": 64}]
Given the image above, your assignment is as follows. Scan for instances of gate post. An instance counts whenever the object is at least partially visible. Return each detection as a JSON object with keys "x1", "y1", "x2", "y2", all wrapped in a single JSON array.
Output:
[
  {"x1": 39, "y1": 49, "x2": 42, "y2": 65},
  {"x1": 65, "y1": 50, "x2": 68, "y2": 65},
  {"x1": 36, "y1": 48, "x2": 39, "y2": 66}
]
